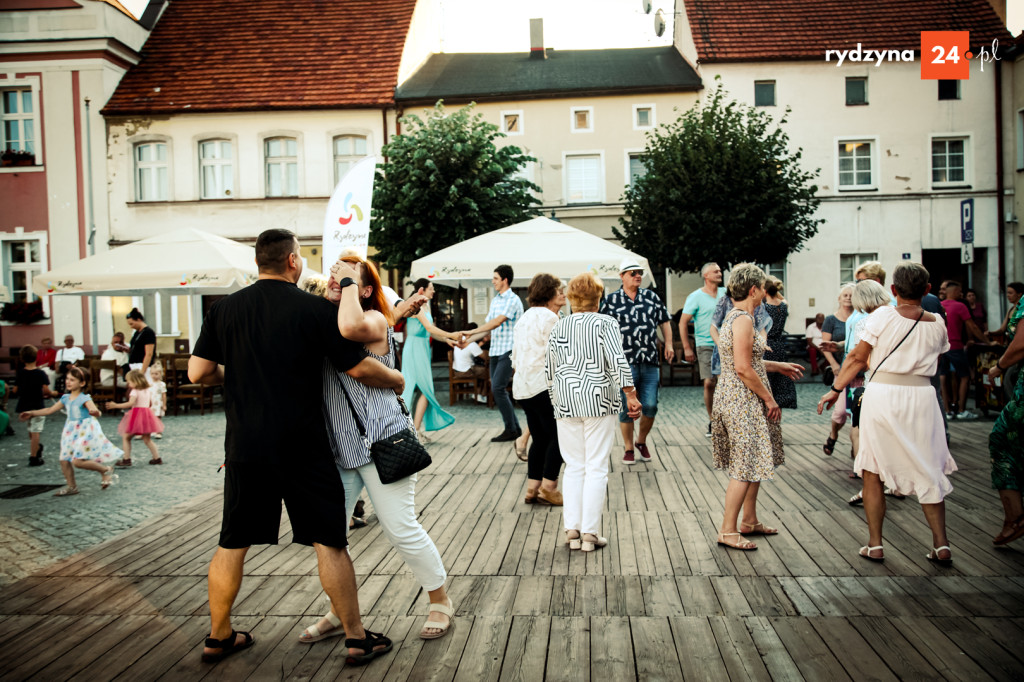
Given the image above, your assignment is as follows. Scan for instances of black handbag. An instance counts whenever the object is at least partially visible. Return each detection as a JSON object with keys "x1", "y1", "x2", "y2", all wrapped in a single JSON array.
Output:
[
  {"x1": 821, "y1": 365, "x2": 834, "y2": 387},
  {"x1": 335, "y1": 338, "x2": 431, "y2": 484}
]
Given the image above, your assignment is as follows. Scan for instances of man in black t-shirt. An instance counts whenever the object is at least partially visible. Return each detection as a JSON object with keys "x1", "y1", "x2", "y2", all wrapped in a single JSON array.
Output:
[{"x1": 188, "y1": 229, "x2": 404, "y2": 664}]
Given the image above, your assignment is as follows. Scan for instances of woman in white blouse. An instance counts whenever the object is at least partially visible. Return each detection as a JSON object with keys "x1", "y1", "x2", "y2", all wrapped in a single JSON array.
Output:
[
  {"x1": 546, "y1": 272, "x2": 641, "y2": 552},
  {"x1": 512, "y1": 274, "x2": 567, "y2": 505}
]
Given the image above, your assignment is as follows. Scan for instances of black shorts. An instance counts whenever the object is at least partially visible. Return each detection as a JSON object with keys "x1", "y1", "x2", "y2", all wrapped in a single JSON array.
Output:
[{"x1": 219, "y1": 454, "x2": 348, "y2": 549}]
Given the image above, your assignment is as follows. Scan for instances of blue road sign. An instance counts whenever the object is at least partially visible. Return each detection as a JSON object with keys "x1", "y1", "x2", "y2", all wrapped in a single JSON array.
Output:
[{"x1": 961, "y1": 198, "x2": 974, "y2": 243}]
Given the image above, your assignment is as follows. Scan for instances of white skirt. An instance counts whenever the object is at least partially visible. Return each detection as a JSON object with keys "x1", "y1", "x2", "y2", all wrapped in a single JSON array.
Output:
[{"x1": 854, "y1": 381, "x2": 957, "y2": 504}]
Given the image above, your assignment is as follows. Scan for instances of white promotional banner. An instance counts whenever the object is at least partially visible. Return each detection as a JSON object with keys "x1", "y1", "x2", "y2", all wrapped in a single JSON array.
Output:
[{"x1": 322, "y1": 155, "x2": 376, "y2": 269}]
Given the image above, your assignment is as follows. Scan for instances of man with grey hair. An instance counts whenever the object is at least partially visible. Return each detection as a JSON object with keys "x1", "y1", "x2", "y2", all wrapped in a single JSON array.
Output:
[{"x1": 680, "y1": 262, "x2": 726, "y2": 437}]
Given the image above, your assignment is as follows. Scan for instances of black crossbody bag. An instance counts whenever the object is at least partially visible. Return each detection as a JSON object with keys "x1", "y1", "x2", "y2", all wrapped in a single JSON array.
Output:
[
  {"x1": 849, "y1": 310, "x2": 923, "y2": 423},
  {"x1": 334, "y1": 336, "x2": 431, "y2": 484}
]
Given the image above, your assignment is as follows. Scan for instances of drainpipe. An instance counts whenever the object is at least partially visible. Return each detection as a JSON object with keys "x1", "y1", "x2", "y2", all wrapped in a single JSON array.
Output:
[
  {"x1": 995, "y1": 59, "x2": 1006, "y2": 297},
  {"x1": 84, "y1": 97, "x2": 98, "y2": 353}
]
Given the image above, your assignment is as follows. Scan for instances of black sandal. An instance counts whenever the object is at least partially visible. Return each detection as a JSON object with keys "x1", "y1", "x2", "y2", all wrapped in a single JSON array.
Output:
[
  {"x1": 201, "y1": 630, "x2": 254, "y2": 663},
  {"x1": 345, "y1": 630, "x2": 393, "y2": 666},
  {"x1": 822, "y1": 437, "x2": 836, "y2": 455}
]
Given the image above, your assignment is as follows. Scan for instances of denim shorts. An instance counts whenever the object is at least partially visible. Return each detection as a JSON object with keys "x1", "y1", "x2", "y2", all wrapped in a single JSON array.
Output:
[
  {"x1": 619, "y1": 362, "x2": 660, "y2": 422},
  {"x1": 939, "y1": 349, "x2": 970, "y2": 378}
]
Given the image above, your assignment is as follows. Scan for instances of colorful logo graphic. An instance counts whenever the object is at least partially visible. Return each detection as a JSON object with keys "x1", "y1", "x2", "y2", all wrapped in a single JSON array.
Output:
[
  {"x1": 427, "y1": 268, "x2": 436, "y2": 279},
  {"x1": 180, "y1": 274, "x2": 190, "y2": 286},
  {"x1": 337, "y1": 192, "x2": 364, "y2": 226},
  {"x1": 46, "y1": 282, "x2": 55, "y2": 293}
]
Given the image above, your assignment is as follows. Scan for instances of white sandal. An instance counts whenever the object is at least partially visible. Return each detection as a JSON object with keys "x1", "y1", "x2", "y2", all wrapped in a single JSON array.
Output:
[
  {"x1": 419, "y1": 599, "x2": 454, "y2": 640},
  {"x1": 858, "y1": 545, "x2": 884, "y2": 562},
  {"x1": 581, "y1": 533, "x2": 608, "y2": 552},
  {"x1": 298, "y1": 611, "x2": 343, "y2": 643}
]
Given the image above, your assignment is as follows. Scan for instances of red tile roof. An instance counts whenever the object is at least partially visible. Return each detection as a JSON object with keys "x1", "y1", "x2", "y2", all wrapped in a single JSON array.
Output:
[
  {"x1": 686, "y1": 0, "x2": 1012, "y2": 63},
  {"x1": 103, "y1": 0, "x2": 416, "y2": 115}
]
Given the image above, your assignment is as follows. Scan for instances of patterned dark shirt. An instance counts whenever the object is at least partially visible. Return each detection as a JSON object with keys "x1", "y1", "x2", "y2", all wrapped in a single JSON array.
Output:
[{"x1": 600, "y1": 286, "x2": 670, "y2": 366}]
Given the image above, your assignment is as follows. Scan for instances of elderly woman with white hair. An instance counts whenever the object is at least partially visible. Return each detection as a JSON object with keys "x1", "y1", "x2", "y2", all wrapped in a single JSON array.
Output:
[
  {"x1": 712, "y1": 264, "x2": 803, "y2": 551},
  {"x1": 819, "y1": 261, "x2": 956, "y2": 565}
]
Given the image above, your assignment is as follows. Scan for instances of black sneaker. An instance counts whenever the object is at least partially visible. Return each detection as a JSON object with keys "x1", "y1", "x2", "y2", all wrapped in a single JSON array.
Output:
[
  {"x1": 28, "y1": 456, "x2": 44, "y2": 467},
  {"x1": 491, "y1": 430, "x2": 519, "y2": 442},
  {"x1": 705, "y1": 422, "x2": 712, "y2": 438}
]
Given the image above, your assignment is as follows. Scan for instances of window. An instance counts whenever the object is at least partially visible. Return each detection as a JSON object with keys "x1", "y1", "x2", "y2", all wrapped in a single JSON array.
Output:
[
  {"x1": 754, "y1": 81, "x2": 776, "y2": 107},
  {"x1": 840, "y1": 253, "x2": 878, "y2": 284},
  {"x1": 132, "y1": 293, "x2": 180, "y2": 336},
  {"x1": 762, "y1": 260, "x2": 786, "y2": 285},
  {"x1": 565, "y1": 154, "x2": 602, "y2": 203},
  {"x1": 134, "y1": 141, "x2": 169, "y2": 201},
  {"x1": 1017, "y1": 111, "x2": 1024, "y2": 171},
  {"x1": 265, "y1": 137, "x2": 298, "y2": 197},
  {"x1": 571, "y1": 106, "x2": 593, "y2": 133},
  {"x1": 633, "y1": 104, "x2": 655, "y2": 129},
  {"x1": 1, "y1": 88, "x2": 36, "y2": 161},
  {"x1": 931, "y1": 137, "x2": 967, "y2": 185},
  {"x1": 333, "y1": 134, "x2": 368, "y2": 182},
  {"x1": 938, "y1": 80, "x2": 960, "y2": 100},
  {"x1": 627, "y1": 153, "x2": 647, "y2": 188},
  {"x1": 845, "y1": 77, "x2": 867, "y2": 105},
  {"x1": 837, "y1": 140, "x2": 875, "y2": 189},
  {"x1": 2, "y1": 238, "x2": 42, "y2": 304},
  {"x1": 199, "y1": 139, "x2": 233, "y2": 199},
  {"x1": 501, "y1": 111, "x2": 523, "y2": 135}
]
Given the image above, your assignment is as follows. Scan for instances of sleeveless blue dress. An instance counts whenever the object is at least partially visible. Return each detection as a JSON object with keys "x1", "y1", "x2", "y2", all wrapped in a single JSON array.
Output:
[{"x1": 400, "y1": 310, "x2": 455, "y2": 432}]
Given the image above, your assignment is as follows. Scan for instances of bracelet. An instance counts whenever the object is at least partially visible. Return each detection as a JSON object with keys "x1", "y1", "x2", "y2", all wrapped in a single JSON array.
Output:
[
  {"x1": 830, "y1": 383, "x2": 844, "y2": 393},
  {"x1": 996, "y1": 361, "x2": 1006, "y2": 372}
]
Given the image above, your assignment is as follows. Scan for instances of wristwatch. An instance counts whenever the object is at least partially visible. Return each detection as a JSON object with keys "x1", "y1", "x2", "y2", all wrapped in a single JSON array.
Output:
[{"x1": 337, "y1": 277, "x2": 356, "y2": 289}]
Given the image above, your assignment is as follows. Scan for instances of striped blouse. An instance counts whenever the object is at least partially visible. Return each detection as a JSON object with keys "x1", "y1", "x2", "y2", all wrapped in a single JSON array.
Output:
[
  {"x1": 545, "y1": 312, "x2": 634, "y2": 419},
  {"x1": 322, "y1": 328, "x2": 413, "y2": 469}
]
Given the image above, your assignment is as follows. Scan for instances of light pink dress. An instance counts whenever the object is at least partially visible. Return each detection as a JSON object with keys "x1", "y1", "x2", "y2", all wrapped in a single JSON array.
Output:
[{"x1": 118, "y1": 388, "x2": 164, "y2": 436}]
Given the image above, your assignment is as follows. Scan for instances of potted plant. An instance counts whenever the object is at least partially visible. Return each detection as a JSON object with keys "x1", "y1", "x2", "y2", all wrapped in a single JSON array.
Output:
[
  {"x1": 0, "y1": 300, "x2": 45, "y2": 325},
  {"x1": 1, "y1": 149, "x2": 35, "y2": 167}
]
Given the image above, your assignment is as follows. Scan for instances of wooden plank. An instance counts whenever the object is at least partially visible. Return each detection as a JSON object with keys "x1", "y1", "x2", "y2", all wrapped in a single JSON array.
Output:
[
  {"x1": 710, "y1": 576, "x2": 753, "y2": 616},
  {"x1": 767, "y1": 617, "x2": 852, "y2": 682},
  {"x1": 0, "y1": 615, "x2": 116, "y2": 679},
  {"x1": 498, "y1": 616, "x2": 550, "y2": 682},
  {"x1": 510, "y1": 576, "x2": 552, "y2": 616},
  {"x1": 630, "y1": 616, "x2": 684, "y2": 682},
  {"x1": 452, "y1": 616, "x2": 511, "y2": 682},
  {"x1": 845, "y1": 616, "x2": 942, "y2": 680},
  {"x1": 888, "y1": 616, "x2": 996, "y2": 682},
  {"x1": 642, "y1": 576, "x2": 685, "y2": 616},
  {"x1": 806, "y1": 617, "x2": 899, "y2": 681},
  {"x1": 734, "y1": 576, "x2": 798, "y2": 617},
  {"x1": 668, "y1": 616, "x2": 729, "y2": 682},
  {"x1": 676, "y1": 576, "x2": 723, "y2": 616},
  {"x1": 742, "y1": 616, "x2": 804, "y2": 682},
  {"x1": 544, "y1": 616, "x2": 589, "y2": 682},
  {"x1": 707, "y1": 616, "x2": 771, "y2": 682},
  {"x1": 577, "y1": 576, "x2": 607, "y2": 617},
  {"x1": 589, "y1": 616, "x2": 635, "y2": 679},
  {"x1": 605, "y1": 576, "x2": 646, "y2": 617}
]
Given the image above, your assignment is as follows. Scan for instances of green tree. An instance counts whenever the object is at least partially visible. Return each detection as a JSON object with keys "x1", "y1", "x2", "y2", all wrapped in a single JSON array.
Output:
[
  {"x1": 370, "y1": 101, "x2": 541, "y2": 273},
  {"x1": 616, "y1": 82, "x2": 822, "y2": 284}
]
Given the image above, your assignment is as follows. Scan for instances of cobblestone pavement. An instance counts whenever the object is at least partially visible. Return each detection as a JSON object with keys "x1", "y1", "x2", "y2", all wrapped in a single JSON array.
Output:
[{"x1": 0, "y1": 369, "x2": 905, "y2": 586}]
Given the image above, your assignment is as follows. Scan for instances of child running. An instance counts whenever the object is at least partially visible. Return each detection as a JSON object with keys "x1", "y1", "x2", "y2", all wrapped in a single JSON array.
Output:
[
  {"x1": 148, "y1": 364, "x2": 167, "y2": 439},
  {"x1": 15, "y1": 345, "x2": 53, "y2": 467},
  {"x1": 107, "y1": 369, "x2": 164, "y2": 466},
  {"x1": 19, "y1": 366, "x2": 122, "y2": 496}
]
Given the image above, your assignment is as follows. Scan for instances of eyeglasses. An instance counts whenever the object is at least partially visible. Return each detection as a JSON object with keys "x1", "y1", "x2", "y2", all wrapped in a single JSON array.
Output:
[{"x1": 624, "y1": 270, "x2": 644, "y2": 278}]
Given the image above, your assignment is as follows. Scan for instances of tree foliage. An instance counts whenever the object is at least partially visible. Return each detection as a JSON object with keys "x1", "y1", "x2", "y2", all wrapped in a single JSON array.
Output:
[
  {"x1": 370, "y1": 101, "x2": 541, "y2": 273},
  {"x1": 616, "y1": 81, "x2": 823, "y2": 278}
]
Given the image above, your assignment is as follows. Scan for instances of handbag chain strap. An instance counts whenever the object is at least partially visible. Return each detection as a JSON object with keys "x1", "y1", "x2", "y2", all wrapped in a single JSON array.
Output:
[{"x1": 867, "y1": 310, "x2": 923, "y2": 382}]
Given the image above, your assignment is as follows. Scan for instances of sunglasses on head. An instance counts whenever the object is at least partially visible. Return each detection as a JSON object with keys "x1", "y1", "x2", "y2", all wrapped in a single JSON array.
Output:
[{"x1": 624, "y1": 270, "x2": 644, "y2": 277}]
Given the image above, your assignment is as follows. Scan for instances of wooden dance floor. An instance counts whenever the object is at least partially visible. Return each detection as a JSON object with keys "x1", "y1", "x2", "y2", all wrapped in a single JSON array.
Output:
[{"x1": 1, "y1": 420, "x2": 1023, "y2": 680}]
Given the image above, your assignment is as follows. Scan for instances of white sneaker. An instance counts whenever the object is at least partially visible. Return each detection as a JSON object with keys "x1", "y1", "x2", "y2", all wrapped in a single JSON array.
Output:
[
  {"x1": 955, "y1": 411, "x2": 977, "y2": 420},
  {"x1": 945, "y1": 411, "x2": 956, "y2": 420}
]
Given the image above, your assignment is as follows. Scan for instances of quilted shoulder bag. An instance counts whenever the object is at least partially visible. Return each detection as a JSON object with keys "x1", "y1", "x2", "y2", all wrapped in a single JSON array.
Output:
[{"x1": 335, "y1": 341, "x2": 431, "y2": 484}]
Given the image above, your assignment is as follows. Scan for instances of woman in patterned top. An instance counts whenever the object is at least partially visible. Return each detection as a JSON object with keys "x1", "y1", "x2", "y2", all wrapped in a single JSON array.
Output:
[
  {"x1": 546, "y1": 272, "x2": 641, "y2": 552},
  {"x1": 712, "y1": 264, "x2": 803, "y2": 551}
]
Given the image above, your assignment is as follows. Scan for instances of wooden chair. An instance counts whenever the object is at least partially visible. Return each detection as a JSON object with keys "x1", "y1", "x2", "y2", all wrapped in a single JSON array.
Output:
[
  {"x1": 173, "y1": 357, "x2": 213, "y2": 415},
  {"x1": 88, "y1": 359, "x2": 120, "y2": 405},
  {"x1": 661, "y1": 340, "x2": 700, "y2": 386},
  {"x1": 448, "y1": 350, "x2": 481, "y2": 406}
]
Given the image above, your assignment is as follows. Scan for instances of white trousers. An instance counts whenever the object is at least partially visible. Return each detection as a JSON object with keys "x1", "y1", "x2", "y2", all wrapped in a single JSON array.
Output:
[
  {"x1": 339, "y1": 463, "x2": 447, "y2": 591},
  {"x1": 556, "y1": 414, "x2": 616, "y2": 535}
]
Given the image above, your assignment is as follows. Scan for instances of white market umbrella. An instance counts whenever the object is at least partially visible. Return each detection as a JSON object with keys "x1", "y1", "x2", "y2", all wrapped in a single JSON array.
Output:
[
  {"x1": 408, "y1": 217, "x2": 653, "y2": 287},
  {"x1": 32, "y1": 228, "x2": 258, "y2": 297}
]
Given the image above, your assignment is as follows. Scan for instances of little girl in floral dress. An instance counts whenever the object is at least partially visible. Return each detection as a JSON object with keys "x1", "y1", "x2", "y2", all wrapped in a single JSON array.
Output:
[
  {"x1": 148, "y1": 364, "x2": 167, "y2": 439},
  {"x1": 19, "y1": 366, "x2": 121, "y2": 496},
  {"x1": 107, "y1": 370, "x2": 164, "y2": 466}
]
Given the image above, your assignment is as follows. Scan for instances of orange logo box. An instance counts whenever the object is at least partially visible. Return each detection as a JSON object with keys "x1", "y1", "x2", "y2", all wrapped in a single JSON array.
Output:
[{"x1": 921, "y1": 31, "x2": 970, "y2": 80}]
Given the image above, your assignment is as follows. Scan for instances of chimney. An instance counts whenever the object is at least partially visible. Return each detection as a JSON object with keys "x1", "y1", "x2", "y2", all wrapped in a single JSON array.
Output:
[{"x1": 530, "y1": 18, "x2": 546, "y2": 59}]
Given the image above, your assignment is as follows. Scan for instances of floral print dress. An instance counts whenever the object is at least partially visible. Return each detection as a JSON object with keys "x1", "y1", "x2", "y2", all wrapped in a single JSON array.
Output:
[
  {"x1": 59, "y1": 393, "x2": 123, "y2": 463},
  {"x1": 712, "y1": 309, "x2": 784, "y2": 481}
]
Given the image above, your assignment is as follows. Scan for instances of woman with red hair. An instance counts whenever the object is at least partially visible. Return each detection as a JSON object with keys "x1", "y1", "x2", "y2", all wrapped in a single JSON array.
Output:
[{"x1": 297, "y1": 255, "x2": 454, "y2": 644}]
